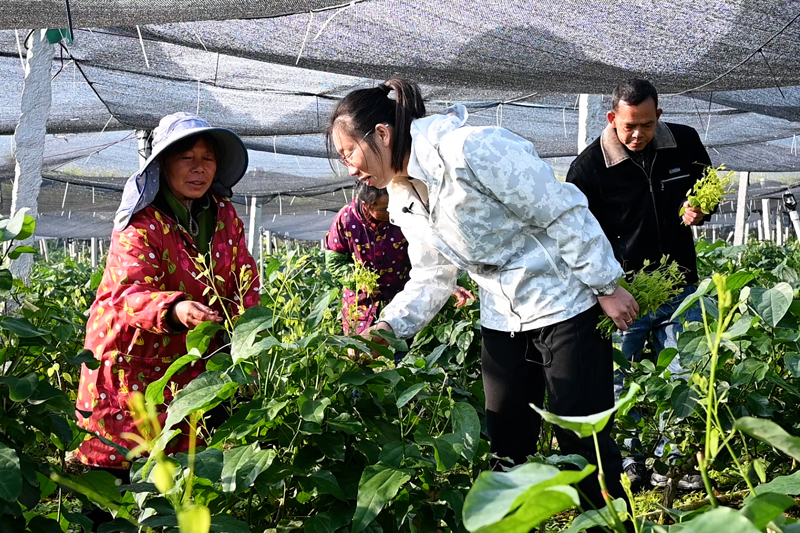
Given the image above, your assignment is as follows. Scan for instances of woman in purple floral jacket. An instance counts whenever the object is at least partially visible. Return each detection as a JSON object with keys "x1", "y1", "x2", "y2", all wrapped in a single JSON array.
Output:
[{"x1": 325, "y1": 182, "x2": 471, "y2": 337}]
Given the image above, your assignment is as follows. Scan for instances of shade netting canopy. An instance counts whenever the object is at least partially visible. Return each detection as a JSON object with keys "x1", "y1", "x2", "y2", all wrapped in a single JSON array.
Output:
[{"x1": 1, "y1": 0, "x2": 800, "y2": 239}]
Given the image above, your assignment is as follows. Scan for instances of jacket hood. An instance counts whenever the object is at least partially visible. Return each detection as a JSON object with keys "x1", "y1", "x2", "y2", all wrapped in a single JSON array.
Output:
[{"x1": 407, "y1": 104, "x2": 468, "y2": 184}]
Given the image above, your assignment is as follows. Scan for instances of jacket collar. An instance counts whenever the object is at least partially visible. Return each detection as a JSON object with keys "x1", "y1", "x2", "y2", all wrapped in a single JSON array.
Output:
[
  {"x1": 407, "y1": 105, "x2": 468, "y2": 212},
  {"x1": 600, "y1": 121, "x2": 677, "y2": 168}
]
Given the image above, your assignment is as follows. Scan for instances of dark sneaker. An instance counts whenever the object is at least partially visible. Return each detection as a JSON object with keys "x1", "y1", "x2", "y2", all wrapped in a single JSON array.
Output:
[
  {"x1": 624, "y1": 463, "x2": 648, "y2": 492},
  {"x1": 650, "y1": 471, "x2": 704, "y2": 491},
  {"x1": 677, "y1": 473, "x2": 703, "y2": 491}
]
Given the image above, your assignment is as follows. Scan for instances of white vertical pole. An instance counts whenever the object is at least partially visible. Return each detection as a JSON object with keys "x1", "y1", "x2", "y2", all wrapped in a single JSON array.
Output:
[
  {"x1": 762, "y1": 199, "x2": 772, "y2": 242},
  {"x1": 247, "y1": 196, "x2": 259, "y2": 254},
  {"x1": 11, "y1": 30, "x2": 53, "y2": 283},
  {"x1": 265, "y1": 230, "x2": 273, "y2": 255},
  {"x1": 578, "y1": 94, "x2": 605, "y2": 154},
  {"x1": 733, "y1": 172, "x2": 749, "y2": 246},
  {"x1": 258, "y1": 229, "x2": 265, "y2": 286},
  {"x1": 789, "y1": 210, "x2": 800, "y2": 241},
  {"x1": 776, "y1": 211, "x2": 784, "y2": 246},
  {"x1": 90, "y1": 237, "x2": 98, "y2": 268},
  {"x1": 99, "y1": 238, "x2": 104, "y2": 257}
]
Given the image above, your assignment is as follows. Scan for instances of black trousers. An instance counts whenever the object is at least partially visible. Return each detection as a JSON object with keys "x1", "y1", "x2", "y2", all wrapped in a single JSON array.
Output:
[{"x1": 481, "y1": 304, "x2": 627, "y2": 514}]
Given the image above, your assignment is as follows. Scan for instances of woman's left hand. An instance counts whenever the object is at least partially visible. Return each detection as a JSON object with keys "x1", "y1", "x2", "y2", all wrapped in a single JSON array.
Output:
[{"x1": 452, "y1": 286, "x2": 475, "y2": 308}]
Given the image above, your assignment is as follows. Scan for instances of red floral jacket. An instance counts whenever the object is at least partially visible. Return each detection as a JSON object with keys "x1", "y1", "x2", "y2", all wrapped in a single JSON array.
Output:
[{"x1": 74, "y1": 194, "x2": 260, "y2": 468}]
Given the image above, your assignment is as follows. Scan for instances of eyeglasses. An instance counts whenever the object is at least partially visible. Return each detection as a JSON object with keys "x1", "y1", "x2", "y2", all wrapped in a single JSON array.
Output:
[{"x1": 339, "y1": 127, "x2": 376, "y2": 167}]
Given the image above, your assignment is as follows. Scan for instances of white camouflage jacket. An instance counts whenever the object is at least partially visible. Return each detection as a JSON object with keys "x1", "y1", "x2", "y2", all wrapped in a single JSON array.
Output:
[{"x1": 380, "y1": 105, "x2": 623, "y2": 339}]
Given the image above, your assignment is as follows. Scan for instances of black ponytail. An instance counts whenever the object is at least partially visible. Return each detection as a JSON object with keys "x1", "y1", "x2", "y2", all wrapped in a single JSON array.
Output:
[{"x1": 326, "y1": 78, "x2": 425, "y2": 172}]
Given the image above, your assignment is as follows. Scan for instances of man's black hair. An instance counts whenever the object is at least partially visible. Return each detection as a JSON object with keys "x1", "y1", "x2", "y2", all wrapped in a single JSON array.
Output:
[{"x1": 612, "y1": 79, "x2": 658, "y2": 110}]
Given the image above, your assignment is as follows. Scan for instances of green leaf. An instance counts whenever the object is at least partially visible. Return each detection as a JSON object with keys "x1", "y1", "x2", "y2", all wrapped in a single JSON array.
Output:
[
  {"x1": 378, "y1": 441, "x2": 420, "y2": 468},
  {"x1": 0, "y1": 373, "x2": 39, "y2": 402},
  {"x1": 462, "y1": 462, "x2": 592, "y2": 533},
  {"x1": 725, "y1": 271, "x2": 755, "y2": 292},
  {"x1": 164, "y1": 372, "x2": 236, "y2": 430},
  {"x1": 308, "y1": 289, "x2": 335, "y2": 329},
  {"x1": 230, "y1": 307, "x2": 274, "y2": 363},
  {"x1": 655, "y1": 348, "x2": 678, "y2": 372},
  {"x1": 439, "y1": 488, "x2": 465, "y2": 527},
  {"x1": 72, "y1": 470, "x2": 123, "y2": 505},
  {"x1": 739, "y1": 493, "x2": 795, "y2": 530},
  {"x1": 530, "y1": 383, "x2": 640, "y2": 438},
  {"x1": 676, "y1": 507, "x2": 760, "y2": 532},
  {"x1": 145, "y1": 353, "x2": 201, "y2": 406},
  {"x1": 395, "y1": 383, "x2": 426, "y2": 409},
  {"x1": 306, "y1": 470, "x2": 346, "y2": 501},
  {"x1": 352, "y1": 465, "x2": 412, "y2": 533},
  {"x1": 300, "y1": 397, "x2": 331, "y2": 424},
  {"x1": 746, "y1": 392, "x2": 776, "y2": 417},
  {"x1": 671, "y1": 278, "x2": 713, "y2": 321},
  {"x1": 752, "y1": 282, "x2": 793, "y2": 327},
  {"x1": 671, "y1": 384, "x2": 699, "y2": 421},
  {"x1": 221, "y1": 443, "x2": 276, "y2": 493},
  {"x1": 186, "y1": 321, "x2": 225, "y2": 356},
  {"x1": 431, "y1": 436, "x2": 459, "y2": 471},
  {"x1": 7, "y1": 245, "x2": 37, "y2": 259},
  {"x1": 563, "y1": 499, "x2": 629, "y2": 532},
  {"x1": 785, "y1": 353, "x2": 800, "y2": 378},
  {"x1": 0, "y1": 444, "x2": 22, "y2": 502},
  {"x1": 193, "y1": 448, "x2": 224, "y2": 482},
  {"x1": 371, "y1": 328, "x2": 409, "y2": 353},
  {"x1": 63, "y1": 510, "x2": 94, "y2": 532},
  {"x1": 736, "y1": 417, "x2": 800, "y2": 462},
  {"x1": 0, "y1": 317, "x2": 45, "y2": 338},
  {"x1": 0, "y1": 269, "x2": 12, "y2": 291},
  {"x1": 305, "y1": 513, "x2": 333, "y2": 533},
  {"x1": 316, "y1": 433, "x2": 345, "y2": 462},
  {"x1": 210, "y1": 514, "x2": 251, "y2": 533},
  {"x1": 0, "y1": 208, "x2": 29, "y2": 241},
  {"x1": 451, "y1": 402, "x2": 481, "y2": 461},
  {"x1": 723, "y1": 315, "x2": 755, "y2": 340},
  {"x1": 66, "y1": 349, "x2": 101, "y2": 370},
  {"x1": 748, "y1": 470, "x2": 800, "y2": 500},
  {"x1": 327, "y1": 413, "x2": 363, "y2": 435}
]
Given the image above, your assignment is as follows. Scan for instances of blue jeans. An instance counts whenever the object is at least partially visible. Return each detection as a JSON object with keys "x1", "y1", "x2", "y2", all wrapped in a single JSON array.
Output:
[{"x1": 614, "y1": 285, "x2": 702, "y2": 468}]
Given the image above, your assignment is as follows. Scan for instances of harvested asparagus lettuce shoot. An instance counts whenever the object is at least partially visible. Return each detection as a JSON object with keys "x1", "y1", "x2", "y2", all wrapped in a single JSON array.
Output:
[
  {"x1": 679, "y1": 164, "x2": 734, "y2": 221},
  {"x1": 598, "y1": 256, "x2": 686, "y2": 337}
]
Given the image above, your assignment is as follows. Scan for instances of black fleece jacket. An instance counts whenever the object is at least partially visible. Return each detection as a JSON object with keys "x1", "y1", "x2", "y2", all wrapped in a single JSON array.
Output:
[{"x1": 566, "y1": 121, "x2": 712, "y2": 285}]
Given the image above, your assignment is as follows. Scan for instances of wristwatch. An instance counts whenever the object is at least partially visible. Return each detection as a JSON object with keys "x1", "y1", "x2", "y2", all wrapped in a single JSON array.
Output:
[{"x1": 594, "y1": 279, "x2": 619, "y2": 297}]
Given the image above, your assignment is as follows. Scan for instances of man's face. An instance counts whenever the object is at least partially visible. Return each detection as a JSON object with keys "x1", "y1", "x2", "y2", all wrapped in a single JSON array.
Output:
[{"x1": 607, "y1": 97, "x2": 663, "y2": 152}]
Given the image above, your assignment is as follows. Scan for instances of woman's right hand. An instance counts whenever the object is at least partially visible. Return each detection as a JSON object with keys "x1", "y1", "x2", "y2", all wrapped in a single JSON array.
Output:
[
  {"x1": 366, "y1": 321, "x2": 393, "y2": 358},
  {"x1": 170, "y1": 300, "x2": 222, "y2": 329},
  {"x1": 597, "y1": 286, "x2": 639, "y2": 331}
]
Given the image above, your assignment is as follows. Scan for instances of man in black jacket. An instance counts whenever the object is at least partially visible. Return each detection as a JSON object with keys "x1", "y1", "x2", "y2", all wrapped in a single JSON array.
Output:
[{"x1": 566, "y1": 79, "x2": 711, "y2": 492}]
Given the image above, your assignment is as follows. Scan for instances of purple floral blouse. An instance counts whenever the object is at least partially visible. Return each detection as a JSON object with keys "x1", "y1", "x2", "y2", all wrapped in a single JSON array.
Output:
[{"x1": 326, "y1": 199, "x2": 411, "y2": 334}]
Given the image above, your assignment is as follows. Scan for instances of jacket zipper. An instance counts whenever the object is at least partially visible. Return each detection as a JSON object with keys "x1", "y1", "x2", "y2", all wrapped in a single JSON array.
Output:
[{"x1": 639, "y1": 153, "x2": 663, "y2": 256}]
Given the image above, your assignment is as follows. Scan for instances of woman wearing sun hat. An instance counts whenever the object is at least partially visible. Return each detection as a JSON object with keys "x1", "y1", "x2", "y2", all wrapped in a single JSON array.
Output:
[{"x1": 73, "y1": 113, "x2": 260, "y2": 476}]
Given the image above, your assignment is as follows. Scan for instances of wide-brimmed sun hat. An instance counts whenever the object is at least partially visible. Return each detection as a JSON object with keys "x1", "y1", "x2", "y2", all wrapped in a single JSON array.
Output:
[{"x1": 114, "y1": 112, "x2": 249, "y2": 231}]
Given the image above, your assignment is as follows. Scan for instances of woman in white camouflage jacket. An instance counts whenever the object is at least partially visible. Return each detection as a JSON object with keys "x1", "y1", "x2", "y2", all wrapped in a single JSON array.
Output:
[{"x1": 327, "y1": 78, "x2": 639, "y2": 514}]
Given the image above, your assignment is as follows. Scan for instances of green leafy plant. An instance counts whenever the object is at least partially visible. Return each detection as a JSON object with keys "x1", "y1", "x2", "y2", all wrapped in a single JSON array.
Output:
[
  {"x1": 598, "y1": 256, "x2": 685, "y2": 337},
  {"x1": 679, "y1": 164, "x2": 734, "y2": 221}
]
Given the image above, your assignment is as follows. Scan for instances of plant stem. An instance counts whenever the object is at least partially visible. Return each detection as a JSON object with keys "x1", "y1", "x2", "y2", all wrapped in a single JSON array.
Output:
[{"x1": 592, "y1": 431, "x2": 627, "y2": 533}]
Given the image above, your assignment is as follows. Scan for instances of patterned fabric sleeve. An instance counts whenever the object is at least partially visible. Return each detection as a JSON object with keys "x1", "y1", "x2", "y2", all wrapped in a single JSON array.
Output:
[
  {"x1": 463, "y1": 128, "x2": 623, "y2": 290},
  {"x1": 104, "y1": 219, "x2": 185, "y2": 335},
  {"x1": 326, "y1": 204, "x2": 355, "y2": 255}
]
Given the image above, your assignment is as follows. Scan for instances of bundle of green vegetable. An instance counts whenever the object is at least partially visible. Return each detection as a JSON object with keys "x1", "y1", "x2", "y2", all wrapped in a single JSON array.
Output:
[
  {"x1": 679, "y1": 164, "x2": 734, "y2": 223},
  {"x1": 598, "y1": 256, "x2": 686, "y2": 337}
]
